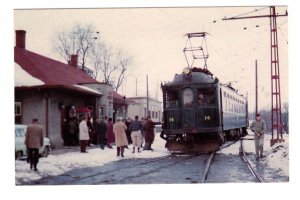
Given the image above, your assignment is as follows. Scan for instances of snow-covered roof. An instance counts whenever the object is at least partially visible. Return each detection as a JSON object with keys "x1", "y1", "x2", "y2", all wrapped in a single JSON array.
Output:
[
  {"x1": 14, "y1": 63, "x2": 44, "y2": 87},
  {"x1": 74, "y1": 85, "x2": 102, "y2": 95}
]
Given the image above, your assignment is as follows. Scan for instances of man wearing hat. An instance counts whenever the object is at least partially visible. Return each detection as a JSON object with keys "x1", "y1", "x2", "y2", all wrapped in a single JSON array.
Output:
[
  {"x1": 250, "y1": 113, "x2": 266, "y2": 160},
  {"x1": 25, "y1": 118, "x2": 44, "y2": 171}
]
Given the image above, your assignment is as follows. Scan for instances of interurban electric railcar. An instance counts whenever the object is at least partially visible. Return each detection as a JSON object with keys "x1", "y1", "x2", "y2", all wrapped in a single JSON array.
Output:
[{"x1": 160, "y1": 67, "x2": 248, "y2": 153}]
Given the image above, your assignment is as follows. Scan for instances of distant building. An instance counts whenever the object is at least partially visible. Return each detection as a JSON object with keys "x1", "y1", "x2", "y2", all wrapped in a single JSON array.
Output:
[
  {"x1": 127, "y1": 97, "x2": 162, "y2": 123},
  {"x1": 14, "y1": 30, "x2": 113, "y2": 147}
]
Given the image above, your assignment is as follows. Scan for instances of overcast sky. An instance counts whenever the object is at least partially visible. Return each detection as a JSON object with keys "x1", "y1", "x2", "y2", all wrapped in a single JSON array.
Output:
[{"x1": 14, "y1": 6, "x2": 288, "y2": 113}]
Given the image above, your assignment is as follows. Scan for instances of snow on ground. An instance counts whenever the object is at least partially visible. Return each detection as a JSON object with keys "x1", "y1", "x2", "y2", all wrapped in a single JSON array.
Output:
[
  {"x1": 220, "y1": 130, "x2": 289, "y2": 176},
  {"x1": 15, "y1": 132, "x2": 170, "y2": 184},
  {"x1": 15, "y1": 130, "x2": 289, "y2": 184}
]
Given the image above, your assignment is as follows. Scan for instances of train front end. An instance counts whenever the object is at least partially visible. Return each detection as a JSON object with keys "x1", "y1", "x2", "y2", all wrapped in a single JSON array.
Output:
[{"x1": 160, "y1": 68, "x2": 224, "y2": 153}]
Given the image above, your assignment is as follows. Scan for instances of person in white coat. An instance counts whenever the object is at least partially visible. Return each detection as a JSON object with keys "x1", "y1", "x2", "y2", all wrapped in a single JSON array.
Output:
[{"x1": 79, "y1": 116, "x2": 89, "y2": 153}]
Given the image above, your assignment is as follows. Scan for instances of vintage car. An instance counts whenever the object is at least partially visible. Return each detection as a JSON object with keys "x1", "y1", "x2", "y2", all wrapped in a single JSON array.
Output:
[{"x1": 15, "y1": 124, "x2": 51, "y2": 160}]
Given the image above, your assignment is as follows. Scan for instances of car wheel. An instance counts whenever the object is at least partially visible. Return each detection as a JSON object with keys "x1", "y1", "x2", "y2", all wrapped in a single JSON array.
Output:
[
  {"x1": 43, "y1": 146, "x2": 50, "y2": 157},
  {"x1": 15, "y1": 151, "x2": 23, "y2": 160}
]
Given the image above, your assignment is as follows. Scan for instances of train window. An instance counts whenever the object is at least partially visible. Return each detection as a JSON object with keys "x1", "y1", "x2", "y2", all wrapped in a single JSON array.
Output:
[
  {"x1": 165, "y1": 90, "x2": 179, "y2": 108},
  {"x1": 182, "y1": 88, "x2": 194, "y2": 106},
  {"x1": 197, "y1": 88, "x2": 216, "y2": 106}
]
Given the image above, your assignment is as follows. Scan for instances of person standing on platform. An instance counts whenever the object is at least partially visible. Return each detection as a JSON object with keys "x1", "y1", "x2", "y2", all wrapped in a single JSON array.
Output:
[
  {"x1": 95, "y1": 117, "x2": 107, "y2": 150},
  {"x1": 79, "y1": 116, "x2": 89, "y2": 153},
  {"x1": 107, "y1": 117, "x2": 115, "y2": 148},
  {"x1": 129, "y1": 116, "x2": 143, "y2": 153},
  {"x1": 113, "y1": 117, "x2": 128, "y2": 157},
  {"x1": 25, "y1": 118, "x2": 44, "y2": 171},
  {"x1": 144, "y1": 116, "x2": 155, "y2": 151},
  {"x1": 250, "y1": 113, "x2": 266, "y2": 160}
]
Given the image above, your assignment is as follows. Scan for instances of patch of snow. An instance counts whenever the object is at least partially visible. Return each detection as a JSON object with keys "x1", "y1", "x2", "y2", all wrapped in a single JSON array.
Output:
[
  {"x1": 14, "y1": 63, "x2": 44, "y2": 86},
  {"x1": 243, "y1": 130, "x2": 289, "y2": 176},
  {"x1": 15, "y1": 132, "x2": 170, "y2": 184},
  {"x1": 74, "y1": 84, "x2": 102, "y2": 95}
]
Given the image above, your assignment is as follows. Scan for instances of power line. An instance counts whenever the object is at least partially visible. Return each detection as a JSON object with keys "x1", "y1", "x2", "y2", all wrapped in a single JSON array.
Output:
[{"x1": 229, "y1": 7, "x2": 269, "y2": 19}]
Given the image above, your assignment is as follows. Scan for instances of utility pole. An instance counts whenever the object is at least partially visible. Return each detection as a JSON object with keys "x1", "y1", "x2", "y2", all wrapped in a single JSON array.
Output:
[
  {"x1": 136, "y1": 77, "x2": 138, "y2": 96},
  {"x1": 223, "y1": 6, "x2": 287, "y2": 146},
  {"x1": 255, "y1": 60, "x2": 258, "y2": 115},
  {"x1": 146, "y1": 74, "x2": 149, "y2": 117}
]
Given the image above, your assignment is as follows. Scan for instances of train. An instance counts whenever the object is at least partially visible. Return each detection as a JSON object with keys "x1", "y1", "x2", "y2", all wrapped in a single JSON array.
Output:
[{"x1": 160, "y1": 67, "x2": 249, "y2": 153}]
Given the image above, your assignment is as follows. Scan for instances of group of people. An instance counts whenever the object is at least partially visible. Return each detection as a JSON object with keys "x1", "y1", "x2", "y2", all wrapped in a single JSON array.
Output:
[
  {"x1": 79, "y1": 115, "x2": 155, "y2": 157},
  {"x1": 23, "y1": 113, "x2": 266, "y2": 171}
]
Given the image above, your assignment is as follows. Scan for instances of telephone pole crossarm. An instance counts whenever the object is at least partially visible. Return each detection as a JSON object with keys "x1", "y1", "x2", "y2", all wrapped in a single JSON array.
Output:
[
  {"x1": 222, "y1": 13, "x2": 287, "y2": 21},
  {"x1": 222, "y1": 6, "x2": 287, "y2": 147}
]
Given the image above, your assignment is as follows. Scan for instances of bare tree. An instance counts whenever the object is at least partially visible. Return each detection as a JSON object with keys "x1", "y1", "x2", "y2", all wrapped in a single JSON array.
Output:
[
  {"x1": 91, "y1": 41, "x2": 105, "y2": 80},
  {"x1": 54, "y1": 24, "x2": 97, "y2": 69},
  {"x1": 54, "y1": 23, "x2": 133, "y2": 90},
  {"x1": 92, "y1": 44, "x2": 132, "y2": 91},
  {"x1": 113, "y1": 49, "x2": 133, "y2": 92}
]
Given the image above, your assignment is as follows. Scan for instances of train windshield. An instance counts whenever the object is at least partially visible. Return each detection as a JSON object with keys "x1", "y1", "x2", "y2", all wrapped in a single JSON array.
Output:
[
  {"x1": 182, "y1": 88, "x2": 194, "y2": 107},
  {"x1": 197, "y1": 88, "x2": 216, "y2": 106},
  {"x1": 165, "y1": 90, "x2": 179, "y2": 108}
]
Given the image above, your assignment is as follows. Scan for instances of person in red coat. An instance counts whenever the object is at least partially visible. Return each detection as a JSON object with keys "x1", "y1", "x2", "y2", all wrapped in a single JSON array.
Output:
[
  {"x1": 25, "y1": 118, "x2": 44, "y2": 171},
  {"x1": 144, "y1": 116, "x2": 155, "y2": 151},
  {"x1": 107, "y1": 117, "x2": 115, "y2": 148}
]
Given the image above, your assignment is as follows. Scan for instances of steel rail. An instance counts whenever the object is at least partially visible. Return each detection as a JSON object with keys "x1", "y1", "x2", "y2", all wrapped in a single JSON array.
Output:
[
  {"x1": 240, "y1": 139, "x2": 264, "y2": 183},
  {"x1": 200, "y1": 152, "x2": 215, "y2": 183}
]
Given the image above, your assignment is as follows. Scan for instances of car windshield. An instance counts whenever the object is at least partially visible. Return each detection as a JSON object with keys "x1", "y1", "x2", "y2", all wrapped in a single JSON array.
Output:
[{"x1": 15, "y1": 127, "x2": 26, "y2": 137}]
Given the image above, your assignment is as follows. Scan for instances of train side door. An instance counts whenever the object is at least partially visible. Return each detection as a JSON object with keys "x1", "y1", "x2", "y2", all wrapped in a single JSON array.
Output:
[{"x1": 181, "y1": 88, "x2": 195, "y2": 128}]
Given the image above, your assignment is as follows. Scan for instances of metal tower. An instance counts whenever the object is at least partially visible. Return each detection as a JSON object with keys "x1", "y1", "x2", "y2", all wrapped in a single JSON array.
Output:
[{"x1": 223, "y1": 6, "x2": 287, "y2": 146}]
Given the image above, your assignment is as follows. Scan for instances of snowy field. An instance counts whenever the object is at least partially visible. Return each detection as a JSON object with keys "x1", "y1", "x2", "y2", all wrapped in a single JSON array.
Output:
[
  {"x1": 15, "y1": 131, "x2": 289, "y2": 184},
  {"x1": 15, "y1": 133, "x2": 170, "y2": 184},
  {"x1": 221, "y1": 130, "x2": 289, "y2": 176}
]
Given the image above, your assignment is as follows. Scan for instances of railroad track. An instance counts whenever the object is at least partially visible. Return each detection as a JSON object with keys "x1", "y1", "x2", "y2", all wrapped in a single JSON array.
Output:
[
  {"x1": 200, "y1": 141, "x2": 238, "y2": 183},
  {"x1": 32, "y1": 153, "x2": 204, "y2": 185},
  {"x1": 99, "y1": 153, "x2": 202, "y2": 184},
  {"x1": 201, "y1": 139, "x2": 264, "y2": 183},
  {"x1": 240, "y1": 139, "x2": 264, "y2": 183},
  {"x1": 28, "y1": 155, "x2": 172, "y2": 185}
]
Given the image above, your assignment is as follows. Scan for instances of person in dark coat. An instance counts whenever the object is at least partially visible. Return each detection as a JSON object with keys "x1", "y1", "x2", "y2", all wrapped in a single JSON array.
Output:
[
  {"x1": 24, "y1": 118, "x2": 44, "y2": 171},
  {"x1": 87, "y1": 116, "x2": 94, "y2": 145},
  {"x1": 68, "y1": 118, "x2": 77, "y2": 146},
  {"x1": 107, "y1": 118, "x2": 115, "y2": 148},
  {"x1": 125, "y1": 118, "x2": 132, "y2": 145},
  {"x1": 95, "y1": 118, "x2": 107, "y2": 149},
  {"x1": 144, "y1": 116, "x2": 155, "y2": 151}
]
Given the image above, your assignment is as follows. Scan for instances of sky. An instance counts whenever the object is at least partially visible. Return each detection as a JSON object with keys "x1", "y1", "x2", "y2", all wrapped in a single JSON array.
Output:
[{"x1": 13, "y1": 5, "x2": 288, "y2": 113}]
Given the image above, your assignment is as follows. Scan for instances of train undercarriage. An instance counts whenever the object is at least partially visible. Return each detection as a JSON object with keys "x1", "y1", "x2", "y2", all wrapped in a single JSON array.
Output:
[{"x1": 160, "y1": 128, "x2": 248, "y2": 154}]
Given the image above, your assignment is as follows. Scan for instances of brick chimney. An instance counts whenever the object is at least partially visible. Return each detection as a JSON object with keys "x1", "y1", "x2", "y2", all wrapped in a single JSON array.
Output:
[
  {"x1": 69, "y1": 55, "x2": 78, "y2": 68},
  {"x1": 15, "y1": 30, "x2": 26, "y2": 49}
]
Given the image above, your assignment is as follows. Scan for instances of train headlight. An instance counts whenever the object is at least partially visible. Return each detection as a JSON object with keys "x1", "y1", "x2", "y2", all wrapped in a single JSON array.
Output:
[{"x1": 183, "y1": 67, "x2": 191, "y2": 75}]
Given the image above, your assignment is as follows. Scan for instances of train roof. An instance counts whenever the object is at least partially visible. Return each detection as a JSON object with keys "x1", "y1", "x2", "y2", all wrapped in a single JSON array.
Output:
[{"x1": 163, "y1": 68, "x2": 218, "y2": 87}]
